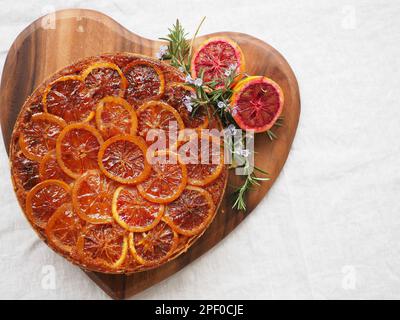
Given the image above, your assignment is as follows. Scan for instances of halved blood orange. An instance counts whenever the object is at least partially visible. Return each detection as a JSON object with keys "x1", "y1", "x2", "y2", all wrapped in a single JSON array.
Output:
[
  {"x1": 112, "y1": 186, "x2": 164, "y2": 232},
  {"x1": 81, "y1": 61, "x2": 127, "y2": 101},
  {"x1": 137, "y1": 150, "x2": 187, "y2": 203},
  {"x1": 128, "y1": 219, "x2": 178, "y2": 266},
  {"x1": 42, "y1": 75, "x2": 94, "y2": 123},
  {"x1": 25, "y1": 179, "x2": 71, "y2": 228},
  {"x1": 72, "y1": 170, "x2": 116, "y2": 224},
  {"x1": 136, "y1": 100, "x2": 184, "y2": 146},
  {"x1": 230, "y1": 76, "x2": 284, "y2": 132},
  {"x1": 164, "y1": 186, "x2": 215, "y2": 236},
  {"x1": 190, "y1": 37, "x2": 245, "y2": 87},
  {"x1": 45, "y1": 203, "x2": 83, "y2": 255},
  {"x1": 163, "y1": 82, "x2": 209, "y2": 129},
  {"x1": 56, "y1": 123, "x2": 104, "y2": 179},
  {"x1": 123, "y1": 59, "x2": 165, "y2": 104},
  {"x1": 39, "y1": 151, "x2": 73, "y2": 184},
  {"x1": 95, "y1": 96, "x2": 137, "y2": 139},
  {"x1": 178, "y1": 133, "x2": 224, "y2": 186},
  {"x1": 19, "y1": 113, "x2": 66, "y2": 162},
  {"x1": 98, "y1": 134, "x2": 151, "y2": 184},
  {"x1": 76, "y1": 223, "x2": 128, "y2": 270}
]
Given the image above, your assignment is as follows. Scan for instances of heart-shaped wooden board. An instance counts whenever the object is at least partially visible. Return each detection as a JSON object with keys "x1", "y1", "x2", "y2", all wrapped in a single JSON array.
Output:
[{"x1": 0, "y1": 9, "x2": 300, "y2": 299}]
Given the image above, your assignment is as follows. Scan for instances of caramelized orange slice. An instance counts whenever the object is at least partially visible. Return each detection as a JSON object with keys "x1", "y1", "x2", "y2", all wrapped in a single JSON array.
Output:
[
  {"x1": 25, "y1": 179, "x2": 71, "y2": 228},
  {"x1": 178, "y1": 133, "x2": 224, "y2": 186},
  {"x1": 95, "y1": 96, "x2": 137, "y2": 139},
  {"x1": 42, "y1": 75, "x2": 94, "y2": 123},
  {"x1": 137, "y1": 150, "x2": 187, "y2": 203},
  {"x1": 19, "y1": 113, "x2": 66, "y2": 162},
  {"x1": 72, "y1": 170, "x2": 116, "y2": 224},
  {"x1": 136, "y1": 101, "x2": 184, "y2": 146},
  {"x1": 164, "y1": 186, "x2": 215, "y2": 236},
  {"x1": 81, "y1": 61, "x2": 127, "y2": 100},
  {"x1": 76, "y1": 223, "x2": 128, "y2": 270},
  {"x1": 112, "y1": 186, "x2": 164, "y2": 232},
  {"x1": 56, "y1": 123, "x2": 103, "y2": 179},
  {"x1": 98, "y1": 134, "x2": 150, "y2": 184},
  {"x1": 163, "y1": 83, "x2": 209, "y2": 129},
  {"x1": 129, "y1": 219, "x2": 178, "y2": 266},
  {"x1": 123, "y1": 59, "x2": 165, "y2": 104},
  {"x1": 45, "y1": 203, "x2": 83, "y2": 254},
  {"x1": 39, "y1": 151, "x2": 73, "y2": 184}
]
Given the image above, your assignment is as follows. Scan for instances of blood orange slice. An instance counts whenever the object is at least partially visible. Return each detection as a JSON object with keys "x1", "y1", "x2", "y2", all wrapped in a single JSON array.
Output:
[
  {"x1": 19, "y1": 113, "x2": 66, "y2": 162},
  {"x1": 76, "y1": 223, "x2": 128, "y2": 270},
  {"x1": 56, "y1": 123, "x2": 103, "y2": 179},
  {"x1": 39, "y1": 151, "x2": 73, "y2": 184},
  {"x1": 98, "y1": 134, "x2": 150, "y2": 184},
  {"x1": 42, "y1": 75, "x2": 94, "y2": 123},
  {"x1": 164, "y1": 186, "x2": 215, "y2": 236},
  {"x1": 137, "y1": 150, "x2": 187, "y2": 203},
  {"x1": 112, "y1": 186, "x2": 164, "y2": 232},
  {"x1": 25, "y1": 179, "x2": 71, "y2": 228},
  {"x1": 230, "y1": 76, "x2": 284, "y2": 132},
  {"x1": 128, "y1": 219, "x2": 178, "y2": 266},
  {"x1": 178, "y1": 133, "x2": 224, "y2": 186},
  {"x1": 191, "y1": 37, "x2": 245, "y2": 87},
  {"x1": 81, "y1": 61, "x2": 127, "y2": 101},
  {"x1": 72, "y1": 170, "x2": 116, "y2": 224},
  {"x1": 123, "y1": 59, "x2": 165, "y2": 104},
  {"x1": 45, "y1": 203, "x2": 83, "y2": 254},
  {"x1": 95, "y1": 96, "x2": 137, "y2": 139},
  {"x1": 163, "y1": 83, "x2": 209, "y2": 129},
  {"x1": 136, "y1": 100, "x2": 184, "y2": 146}
]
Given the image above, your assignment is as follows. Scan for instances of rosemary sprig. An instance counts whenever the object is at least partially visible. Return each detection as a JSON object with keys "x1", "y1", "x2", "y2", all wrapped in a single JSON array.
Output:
[
  {"x1": 266, "y1": 116, "x2": 284, "y2": 141},
  {"x1": 159, "y1": 17, "x2": 206, "y2": 74},
  {"x1": 159, "y1": 19, "x2": 190, "y2": 73},
  {"x1": 232, "y1": 166, "x2": 270, "y2": 211}
]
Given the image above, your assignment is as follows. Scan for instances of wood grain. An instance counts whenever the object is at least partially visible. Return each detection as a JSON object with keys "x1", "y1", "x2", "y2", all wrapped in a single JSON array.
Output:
[{"x1": 0, "y1": 9, "x2": 300, "y2": 299}]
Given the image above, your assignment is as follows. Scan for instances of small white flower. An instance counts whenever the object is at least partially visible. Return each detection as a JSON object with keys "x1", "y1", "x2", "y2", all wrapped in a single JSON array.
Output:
[
  {"x1": 183, "y1": 97, "x2": 193, "y2": 112},
  {"x1": 194, "y1": 78, "x2": 203, "y2": 87},
  {"x1": 240, "y1": 149, "x2": 250, "y2": 157},
  {"x1": 224, "y1": 63, "x2": 238, "y2": 76},
  {"x1": 185, "y1": 75, "x2": 194, "y2": 84},
  {"x1": 156, "y1": 45, "x2": 169, "y2": 60},
  {"x1": 227, "y1": 124, "x2": 237, "y2": 135},
  {"x1": 229, "y1": 63, "x2": 238, "y2": 71},
  {"x1": 178, "y1": 66, "x2": 185, "y2": 73},
  {"x1": 159, "y1": 45, "x2": 168, "y2": 53},
  {"x1": 217, "y1": 101, "x2": 226, "y2": 109},
  {"x1": 231, "y1": 106, "x2": 238, "y2": 116}
]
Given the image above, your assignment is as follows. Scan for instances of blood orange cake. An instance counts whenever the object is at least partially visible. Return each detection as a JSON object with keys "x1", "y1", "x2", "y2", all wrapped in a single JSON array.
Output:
[{"x1": 9, "y1": 53, "x2": 227, "y2": 274}]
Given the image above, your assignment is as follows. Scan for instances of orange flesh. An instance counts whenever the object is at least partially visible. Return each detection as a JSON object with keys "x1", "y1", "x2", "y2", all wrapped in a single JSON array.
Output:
[
  {"x1": 164, "y1": 186, "x2": 215, "y2": 236},
  {"x1": 113, "y1": 186, "x2": 164, "y2": 232},
  {"x1": 124, "y1": 60, "x2": 164, "y2": 104},
  {"x1": 98, "y1": 135, "x2": 150, "y2": 184},
  {"x1": 191, "y1": 37, "x2": 244, "y2": 87},
  {"x1": 57, "y1": 124, "x2": 103, "y2": 178},
  {"x1": 46, "y1": 203, "x2": 83, "y2": 254},
  {"x1": 19, "y1": 113, "x2": 66, "y2": 162},
  {"x1": 43, "y1": 76, "x2": 94, "y2": 123},
  {"x1": 72, "y1": 170, "x2": 115, "y2": 224},
  {"x1": 129, "y1": 220, "x2": 178, "y2": 265}
]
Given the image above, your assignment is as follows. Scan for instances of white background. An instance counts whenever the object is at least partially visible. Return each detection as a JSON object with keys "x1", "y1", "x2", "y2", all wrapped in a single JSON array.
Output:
[{"x1": 1, "y1": 0, "x2": 400, "y2": 299}]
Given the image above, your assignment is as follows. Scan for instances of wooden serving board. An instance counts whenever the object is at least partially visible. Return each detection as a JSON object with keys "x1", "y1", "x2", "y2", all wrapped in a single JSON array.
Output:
[{"x1": 0, "y1": 9, "x2": 300, "y2": 299}]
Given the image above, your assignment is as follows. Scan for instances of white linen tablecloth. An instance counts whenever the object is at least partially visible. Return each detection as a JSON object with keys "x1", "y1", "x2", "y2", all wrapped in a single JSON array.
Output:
[{"x1": 1, "y1": 0, "x2": 400, "y2": 299}]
